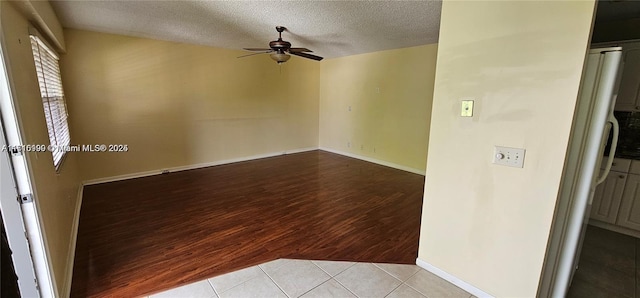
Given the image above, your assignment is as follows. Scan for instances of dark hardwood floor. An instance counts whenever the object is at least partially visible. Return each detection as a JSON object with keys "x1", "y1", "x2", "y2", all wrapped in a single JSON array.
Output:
[
  {"x1": 567, "y1": 225, "x2": 639, "y2": 298},
  {"x1": 70, "y1": 150, "x2": 425, "y2": 297}
]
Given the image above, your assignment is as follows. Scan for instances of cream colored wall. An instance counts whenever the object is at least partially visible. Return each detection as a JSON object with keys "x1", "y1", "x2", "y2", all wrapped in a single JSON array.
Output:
[
  {"x1": 1, "y1": 1, "x2": 81, "y2": 295},
  {"x1": 319, "y1": 45, "x2": 438, "y2": 173},
  {"x1": 418, "y1": 1, "x2": 595, "y2": 297},
  {"x1": 60, "y1": 29, "x2": 319, "y2": 181}
]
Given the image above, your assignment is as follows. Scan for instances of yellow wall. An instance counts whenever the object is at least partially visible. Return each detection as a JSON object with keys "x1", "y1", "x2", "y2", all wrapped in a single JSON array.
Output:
[
  {"x1": 319, "y1": 45, "x2": 438, "y2": 173},
  {"x1": 61, "y1": 29, "x2": 319, "y2": 181},
  {"x1": 418, "y1": 1, "x2": 595, "y2": 297},
  {"x1": 1, "y1": 1, "x2": 81, "y2": 295}
]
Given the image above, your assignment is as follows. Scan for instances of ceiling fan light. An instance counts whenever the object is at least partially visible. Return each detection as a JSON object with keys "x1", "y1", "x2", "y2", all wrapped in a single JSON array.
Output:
[{"x1": 270, "y1": 52, "x2": 290, "y2": 63}]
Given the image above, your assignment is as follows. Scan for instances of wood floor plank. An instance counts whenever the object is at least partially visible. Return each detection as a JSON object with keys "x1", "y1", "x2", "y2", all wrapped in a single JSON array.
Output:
[{"x1": 70, "y1": 150, "x2": 425, "y2": 297}]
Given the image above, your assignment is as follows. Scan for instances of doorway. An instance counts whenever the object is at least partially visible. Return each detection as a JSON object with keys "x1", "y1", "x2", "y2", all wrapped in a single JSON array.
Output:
[
  {"x1": 567, "y1": 0, "x2": 640, "y2": 293},
  {"x1": 539, "y1": 1, "x2": 640, "y2": 296},
  {"x1": 0, "y1": 27, "x2": 55, "y2": 297},
  {"x1": 567, "y1": 42, "x2": 640, "y2": 296}
]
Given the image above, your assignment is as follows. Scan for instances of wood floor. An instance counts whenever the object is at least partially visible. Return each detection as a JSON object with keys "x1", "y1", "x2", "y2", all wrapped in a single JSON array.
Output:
[
  {"x1": 567, "y1": 225, "x2": 640, "y2": 297},
  {"x1": 70, "y1": 150, "x2": 425, "y2": 297}
]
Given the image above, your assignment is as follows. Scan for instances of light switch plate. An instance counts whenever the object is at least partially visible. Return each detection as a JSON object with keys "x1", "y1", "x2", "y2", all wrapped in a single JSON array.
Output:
[
  {"x1": 493, "y1": 146, "x2": 525, "y2": 168},
  {"x1": 461, "y1": 100, "x2": 474, "y2": 117}
]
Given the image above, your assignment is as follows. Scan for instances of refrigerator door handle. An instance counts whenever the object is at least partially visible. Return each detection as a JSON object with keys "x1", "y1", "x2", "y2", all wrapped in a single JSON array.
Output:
[{"x1": 596, "y1": 115, "x2": 619, "y2": 185}]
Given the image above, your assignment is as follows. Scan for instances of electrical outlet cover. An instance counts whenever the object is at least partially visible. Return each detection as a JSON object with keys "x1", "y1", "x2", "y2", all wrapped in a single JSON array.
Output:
[
  {"x1": 461, "y1": 100, "x2": 474, "y2": 117},
  {"x1": 493, "y1": 146, "x2": 525, "y2": 168}
]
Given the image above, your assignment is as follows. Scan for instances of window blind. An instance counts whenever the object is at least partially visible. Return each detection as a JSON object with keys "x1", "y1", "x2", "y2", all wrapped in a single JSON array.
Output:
[{"x1": 30, "y1": 35, "x2": 70, "y2": 170}]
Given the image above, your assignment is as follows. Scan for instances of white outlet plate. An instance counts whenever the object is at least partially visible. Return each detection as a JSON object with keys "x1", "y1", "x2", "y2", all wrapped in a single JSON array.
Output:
[
  {"x1": 461, "y1": 100, "x2": 474, "y2": 117},
  {"x1": 493, "y1": 146, "x2": 525, "y2": 168}
]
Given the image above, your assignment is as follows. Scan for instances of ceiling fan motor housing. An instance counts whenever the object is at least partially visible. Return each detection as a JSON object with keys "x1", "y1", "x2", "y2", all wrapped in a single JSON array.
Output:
[{"x1": 269, "y1": 39, "x2": 291, "y2": 50}]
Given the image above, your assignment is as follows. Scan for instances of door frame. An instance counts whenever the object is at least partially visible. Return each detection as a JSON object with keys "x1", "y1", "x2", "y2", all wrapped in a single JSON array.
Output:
[
  {"x1": 0, "y1": 117, "x2": 40, "y2": 297},
  {"x1": 0, "y1": 18, "x2": 56, "y2": 298}
]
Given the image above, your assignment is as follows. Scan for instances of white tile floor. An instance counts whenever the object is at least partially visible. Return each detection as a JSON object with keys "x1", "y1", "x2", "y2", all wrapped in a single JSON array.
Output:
[{"x1": 146, "y1": 259, "x2": 473, "y2": 298}]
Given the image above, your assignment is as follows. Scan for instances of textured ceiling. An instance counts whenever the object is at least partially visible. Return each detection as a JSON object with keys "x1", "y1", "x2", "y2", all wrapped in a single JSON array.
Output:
[{"x1": 50, "y1": 1, "x2": 442, "y2": 59}]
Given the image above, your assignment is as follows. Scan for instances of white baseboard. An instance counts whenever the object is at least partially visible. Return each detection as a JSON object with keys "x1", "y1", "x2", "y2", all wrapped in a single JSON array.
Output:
[
  {"x1": 416, "y1": 258, "x2": 493, "y2": 298},
  {"x1": 83, "y1": 147, "x2": 425, "y2": 185},
  {"x1": 63, "y1": 184, "x2": 84, "y2": 298},
  {"x1": 83, "y1": 147, "x2": 319, "y2": 185},
  {"x1": 319, "y1": 147, "x2": 425, "y2": 176}
]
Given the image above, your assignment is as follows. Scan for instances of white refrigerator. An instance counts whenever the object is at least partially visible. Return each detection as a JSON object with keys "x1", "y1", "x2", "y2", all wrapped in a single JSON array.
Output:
[{"x1": 550, "y1": 47, "x2": 623, "y2": 297}]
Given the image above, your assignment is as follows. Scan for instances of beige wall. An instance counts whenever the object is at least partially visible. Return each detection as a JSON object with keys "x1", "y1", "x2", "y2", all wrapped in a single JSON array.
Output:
[
  {"x1": 418, "y1": 1, "x2": 595, "y2": 297},
  {"x1": 319, "y1": 45, "x2": 438, "y2": 173},
  {"x1": 61, "y1": 29, "x2": 320, "y2": 181},
  {"x1": 1, "y1": 1, "x2": 81, "y2": 295}
]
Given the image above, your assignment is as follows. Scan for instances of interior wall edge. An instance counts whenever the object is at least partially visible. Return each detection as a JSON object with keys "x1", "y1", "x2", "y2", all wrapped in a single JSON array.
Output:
[
  {"x1": 82, "y1": 147, "x2": 319, "y2": 186},
  {"x1": 319, "y1": 146, "x2": 425, "y2": 176},
  {"x1": 416, "y1": 258, "x2": 494, "y2": 298},
  {"x1": 9, "y1": 0, "x2": 66, "y2": 52},
  {"x1": 317, "y1": 43, "x2": 436, "y2": 175},
  {"x1": 1, "y1": 2, "x2": 81, "y2": 294},
  {"x1": 62, "y1": 184, "x2": 83, "y2": 298},
  {"x1": 81, "y1": 145, "x2": 425, "y2": 188}
]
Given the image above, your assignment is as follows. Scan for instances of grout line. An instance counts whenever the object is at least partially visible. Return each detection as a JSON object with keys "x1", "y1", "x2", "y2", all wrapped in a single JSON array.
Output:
[
  {"x1": 384, "y1": 270, "x2": 424, "y2": 298},
  {"x1": 341, "y1": 262, "x2": 357, "y2": 275},
  {"x1": 309, "y1": 261, "x2": 359, "y2": 297},
  {"x1": 371, "y1": 263, "x2": 415, "y2": 282},
  {"x1": 297, "y1": 276, "x2": 332, "y2": 297},
  {"x1": 405, "y1": 282, "x2": 428, "y2": 297},
  {"x1": 332, "y1": 277, "x2": 360, "y2": 298},
  {"x1": 210, "y1": 265, "x2": 268, "y2": 296},
  {"x1": 286, "y1": 260, "x2": 331, "y2": 297},
  {"x1": 206, "y1": 279, "x2": 220, "y2": 298},
  {"x1": 260, "y1": 258, "x2": 288, "y2": 273},
  {"x1": 311, "y1": 260, "x2": 333, "y2": 278},
  {"x1": 403, "y1": 268, "x2": 435, "y2": 297},
  {"x1": 259, "y1": 262, "x2": 291, "y2": 298},
  {"x1": 160, "y1": 261, "x2": 424, "y2": 298},
  {"x1": 311, "y1": 260, "x2": 356, "y2": 277},
  {"x1": 384, "y1": 283, "x2": 403, "y2": 298},
  {"x1": 368, "y1": 263, "x2": 403, "y2": 297},
  {"x1": 403, "y1": 268, "x2": 422, "y2": 282},
  {"x1": 310, "y1": 260, "x2": 332, "y2": 276}
]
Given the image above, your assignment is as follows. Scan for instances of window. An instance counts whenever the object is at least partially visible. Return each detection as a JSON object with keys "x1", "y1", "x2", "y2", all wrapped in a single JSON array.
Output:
[{"x1": 30, "y1": 35, "x2": 70, "y2": 170}]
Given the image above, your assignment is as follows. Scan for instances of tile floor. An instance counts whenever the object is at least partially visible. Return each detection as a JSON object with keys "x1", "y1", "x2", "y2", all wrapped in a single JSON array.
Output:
[{"x1": 146, "y1": 259, "x2": 473, "y2": 298}]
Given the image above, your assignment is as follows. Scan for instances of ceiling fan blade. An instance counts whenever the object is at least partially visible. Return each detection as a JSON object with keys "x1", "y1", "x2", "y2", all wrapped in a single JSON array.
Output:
[
  {"x1": 237, "y1": 51, "x2": 272, "y2": 58},
  {"x1": 290, "y1": 51, "x2": 323, "y2": 61},
  {"x1": 289, "y1": 48, "x2": 312, "y2": 53},
  {"x1": 243, "y1": 48, "x2": 272, "y2": 51}
]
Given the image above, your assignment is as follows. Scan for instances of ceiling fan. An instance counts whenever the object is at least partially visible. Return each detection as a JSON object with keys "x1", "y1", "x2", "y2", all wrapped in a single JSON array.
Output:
[{"x1": 239, "y1": 26, "x2": 323, "y2": 64}]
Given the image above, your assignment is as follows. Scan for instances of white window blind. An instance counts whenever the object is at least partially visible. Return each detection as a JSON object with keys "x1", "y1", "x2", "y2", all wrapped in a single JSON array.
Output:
[{"x1": 30, "y1": 35, "x2": 70, "y2": 170}]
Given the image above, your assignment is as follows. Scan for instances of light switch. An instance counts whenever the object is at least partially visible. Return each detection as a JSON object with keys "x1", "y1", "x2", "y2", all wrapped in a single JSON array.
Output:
[
  {"x1": 493, "y1": 146, "x2": 525, "y2": 168},
  {"x1": 461, "y1": 100, "x2": 474, "y2": 117}
]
